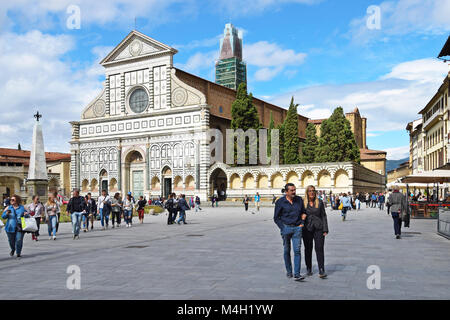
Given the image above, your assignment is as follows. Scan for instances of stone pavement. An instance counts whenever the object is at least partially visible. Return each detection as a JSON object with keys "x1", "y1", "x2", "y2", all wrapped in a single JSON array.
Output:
[{"x1": 0, "y1": 204, "x2": 449, "y2": 300}]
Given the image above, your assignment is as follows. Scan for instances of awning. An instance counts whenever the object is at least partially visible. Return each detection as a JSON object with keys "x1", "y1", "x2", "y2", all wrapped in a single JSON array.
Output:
[
  {"x1": 386, "y1": 182, "x2": 432, "y2": 188},
  {"x1": 400, "y1": 170, "x2": 450, "y2": 184}
]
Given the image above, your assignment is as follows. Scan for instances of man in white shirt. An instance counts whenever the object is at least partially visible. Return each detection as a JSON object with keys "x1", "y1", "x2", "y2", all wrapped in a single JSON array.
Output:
[{"x1": 97, "y1": 190, "x2": 111, "y2": 230}]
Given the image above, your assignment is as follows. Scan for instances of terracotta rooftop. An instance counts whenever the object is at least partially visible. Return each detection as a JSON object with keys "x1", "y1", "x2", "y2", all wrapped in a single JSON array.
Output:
[
  {"x1": 360, "y1": 148, "x2": 387, "y2": 161},
  {"x1": 0, "y1": 148, "x2": 71, "y2": 163}
]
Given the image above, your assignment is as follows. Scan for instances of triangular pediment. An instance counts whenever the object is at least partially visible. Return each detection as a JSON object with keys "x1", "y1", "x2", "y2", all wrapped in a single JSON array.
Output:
[{"x1": 100, "y1": 30, "x2": 177, "y2": 66}]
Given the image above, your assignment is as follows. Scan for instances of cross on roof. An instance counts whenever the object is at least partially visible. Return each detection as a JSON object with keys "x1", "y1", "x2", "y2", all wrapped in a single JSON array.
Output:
[{"x1": 34, "y1": 111, "x2": 42, "y2": 122}]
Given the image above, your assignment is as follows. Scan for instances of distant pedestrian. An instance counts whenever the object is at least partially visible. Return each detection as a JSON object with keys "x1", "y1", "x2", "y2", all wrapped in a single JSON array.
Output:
[
  {"x1": 386, "y1": 190, "x2": 392, "y2": 215},
  {"x1": 44, "y1": 193, "x2": 60, "y2": 240},
  {"x1": 379, "y1": 193, "x2": 385, "y2": 211},
  {"x1": 123, "y1": 194, "x2": 133, "y2": 228},
  {"x1": 340, "y1": 193, "x2": 351, "y2": 221},
  {"x1": 3, "y1": 196, "x2": 10, "y2": 208},
  {"x1": 194, "y1": 196, "x2": 201, "y2": 212},
  {"x1": 211, "y1": 195, "x2": 215, "y2": 207},
  {"x1": 371, "y1": 193, "x2": 377, "y2": 208},
  {"x1": 97, "y1": 190, "x2": 111, "y2": 230},
  {"x1": 111, "y1": 192, "x2": 123, "y2": 228},
  {"x1": 137, "y1": 196, "x2": 147, "y2": 224},
  {"x1": 272, "y1": 194, "x2": 277, "y2": 205},
  {"x1": 165, "y1": 193, "x2": 176, "y2": 225},
  {"x1": 273, "y1": 183, "x2": 307, "y2": 281},
  {"x1": 2, "y1": 195, "x2": 28, "y2": 258},
  {"x1": 387, "y1": 187, "x2": 407, "y2": 239},
  {"x1": 254, "y1": 192, "x2": 261, "y2": 213},
  {"x1": 243, "y1": 195, "x2": 249, "y2": 212},
  {"x1": 67, "y1": 189, "x2": 87, "y2": 239},
  {"x1": 54, "y1": 192, "x2": 62, "y2": 233},
  {"x1": 26, "y1": 195, "x2": 44, "y2": 241},
  {"x1": 85, "y1": 193, "x2": 97, "y2": 230},
  {"x1": 177, "y1": 194, "x2": 190, "y2": 224}
]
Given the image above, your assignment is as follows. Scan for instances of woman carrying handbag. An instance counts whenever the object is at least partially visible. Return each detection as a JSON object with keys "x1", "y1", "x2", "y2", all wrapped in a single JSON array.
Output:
[{"x1": 2, "y1": 195, "x2": 29, "y2": 258}]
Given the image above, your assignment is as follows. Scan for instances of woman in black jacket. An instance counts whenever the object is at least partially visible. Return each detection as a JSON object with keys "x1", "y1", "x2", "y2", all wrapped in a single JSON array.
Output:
[{"x1": 303, "y1": 185, "x2": 329, "y2": 278}]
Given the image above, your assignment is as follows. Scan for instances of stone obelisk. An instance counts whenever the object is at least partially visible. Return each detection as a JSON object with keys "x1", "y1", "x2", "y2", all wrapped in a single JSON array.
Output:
[{"x1": 27, "y1": 111, "x2": 48, "y2": 203}]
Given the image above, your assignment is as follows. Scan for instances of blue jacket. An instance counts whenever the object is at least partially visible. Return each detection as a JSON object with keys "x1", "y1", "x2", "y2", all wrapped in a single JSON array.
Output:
[
  {"x1": 341, "y1": 196, "x2": 352, "y2": 208},
  {"x1": 2, "y1": 205, "x2": 27, "y2": 233},
  {"x1": 178, "y1": 198, "x2": 190, "y2": 212}
]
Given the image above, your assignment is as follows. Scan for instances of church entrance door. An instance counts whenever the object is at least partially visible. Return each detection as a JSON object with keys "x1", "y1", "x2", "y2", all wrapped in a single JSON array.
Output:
[
  {"x1": 132, "y1": 170, "x2": 144, "y2": 198},
  {"x1": 164, "y1": 178, "x2": 172, "y2": 199}
]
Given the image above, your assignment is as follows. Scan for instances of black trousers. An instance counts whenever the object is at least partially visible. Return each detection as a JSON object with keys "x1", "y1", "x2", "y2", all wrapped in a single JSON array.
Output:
[
  {"x1": 33, "y1": 217, "x2": 41, "y2": 237},
  {"x1": 302, "y1": 227, "x2": 325, "y2": 271},
  {"x1": 111, "y1": 211, "x2": 121, "y2": 225},
  {"x1": 392, "y1": 212, "x2": 402, "y2": 235},
  {"x1": 56, "y1": 212, "x2": 61, "y2": 232},
  {"x1": 244, "y1": 203, "x2": 248, "y2": 211},
  {"x1": 167, "y1": 209, "x2": 176, "y2": 224}
]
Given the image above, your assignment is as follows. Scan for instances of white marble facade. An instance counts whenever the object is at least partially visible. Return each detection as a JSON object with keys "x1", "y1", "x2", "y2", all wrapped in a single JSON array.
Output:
[
  {"x1": 70, "y1": 30, "x2": 210, "y2": 200},
  {"x1": 70, "y1": 30, "x2": 386, "y2": 201}
]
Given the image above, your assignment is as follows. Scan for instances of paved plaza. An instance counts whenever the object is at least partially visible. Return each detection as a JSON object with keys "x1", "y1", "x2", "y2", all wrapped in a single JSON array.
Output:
[{"x1": 0, "y1": 204, "x2": 449, "y2": 300}]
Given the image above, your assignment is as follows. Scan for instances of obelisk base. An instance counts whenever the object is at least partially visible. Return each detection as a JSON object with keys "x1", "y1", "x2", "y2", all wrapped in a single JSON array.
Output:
[{"x1": 27, "y1": 179, "x2": 48, "y2": 204}]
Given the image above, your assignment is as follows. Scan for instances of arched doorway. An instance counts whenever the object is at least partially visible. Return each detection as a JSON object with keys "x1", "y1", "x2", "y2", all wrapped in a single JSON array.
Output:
[
  {"x1": 162, "y1": 166, "x2": 172, "y2": 199},
  {"x1": 99, "y1": 169, "x2": 108, "y2": 196},
  {"x1": 210, "y1": 168, "x2": 227, "y2": 200},
  {"x1": 125, "y1": 150, "x2": 145, "y2": 197}
]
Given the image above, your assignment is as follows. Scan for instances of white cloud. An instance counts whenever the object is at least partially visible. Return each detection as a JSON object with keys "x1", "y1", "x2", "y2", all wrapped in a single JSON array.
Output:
[
  {"x1": 0, "y1": 30, "x2": 103, "y2": 153},
  {"x1": 175, "y1": 50, "x2": 219, "y2": 76},
  {"x1": 349, "y1": 0, "x2": 450, "y2": 44},
  {"x1": 270, "y1": 58, "x2": 449, "y2": 134},
  {"x1": 244, "y1": 41, "x2": 306, "y2": 67},
  {"x1": 0, "y1": 0, "x2": 197, "y2": 31},
  {"x1": 172, "y1": 34, "x2": 221, "y2": 51},
  {"x1": 211, "y1": 0, "x2": 322, "y2": 17},
  {"x1": 385, "y1": 146, "x2": 410, "y2": 160},
  {"x1": 244, "y1": 41, "x2": 307, "y2": 81}
]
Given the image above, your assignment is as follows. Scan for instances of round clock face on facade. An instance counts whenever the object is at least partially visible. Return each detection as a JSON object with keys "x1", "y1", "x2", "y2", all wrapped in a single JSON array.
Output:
[{"x1": 129, "y1": 88, "x2": 149, "y2": 113}]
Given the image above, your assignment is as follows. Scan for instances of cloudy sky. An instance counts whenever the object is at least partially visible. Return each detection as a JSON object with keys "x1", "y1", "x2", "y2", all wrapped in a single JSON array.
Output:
[{"x1": 0, "y1": 0, "x2": 449, "y2": 160}]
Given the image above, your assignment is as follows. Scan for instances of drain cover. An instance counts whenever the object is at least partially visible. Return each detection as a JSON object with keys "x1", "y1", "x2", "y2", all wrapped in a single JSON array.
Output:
[
  {"x1": 125, "y1": 245, "x2": 149, "y2": 248},
  {"x1": 186, "y1": 234, "x2": 204, "y2": 237}
]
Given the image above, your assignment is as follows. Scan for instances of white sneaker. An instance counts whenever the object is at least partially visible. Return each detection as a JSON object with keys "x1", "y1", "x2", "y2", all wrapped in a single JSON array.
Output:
[
  {"x1": 49, "y1": 236, "x2": 52, "y2": 240},
  {"x1": 53, "y1": 236, "x2": 56, "y2": 240}
]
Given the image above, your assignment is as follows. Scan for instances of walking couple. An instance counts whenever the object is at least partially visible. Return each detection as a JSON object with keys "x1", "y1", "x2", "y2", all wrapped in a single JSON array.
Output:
[{"x1": 274, "y1": 184, "x2": 329, "y2": 281}]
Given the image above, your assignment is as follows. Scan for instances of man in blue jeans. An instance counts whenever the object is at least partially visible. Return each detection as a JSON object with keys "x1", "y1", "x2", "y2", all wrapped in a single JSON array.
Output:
[
  {"x1": 66, "y1": 189, "x2": 87, "y2": 240},
  {"x1": 274, "y1": 183, "x2": 307, "y2": 281}
]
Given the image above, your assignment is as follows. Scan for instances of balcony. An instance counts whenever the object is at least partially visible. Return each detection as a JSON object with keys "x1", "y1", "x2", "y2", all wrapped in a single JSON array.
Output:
[{"x1": 424, "y1": 110, "x2": 443, "y2": 130}]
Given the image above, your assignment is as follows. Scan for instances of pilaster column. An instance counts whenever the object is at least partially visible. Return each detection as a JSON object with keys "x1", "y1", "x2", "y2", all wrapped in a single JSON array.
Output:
[
  {"x1": 145, "y1": 142, "x2": 150, "y2": 196},
  {"x1": 118, "y1": 144, "x2": 122, "y2": 192}
]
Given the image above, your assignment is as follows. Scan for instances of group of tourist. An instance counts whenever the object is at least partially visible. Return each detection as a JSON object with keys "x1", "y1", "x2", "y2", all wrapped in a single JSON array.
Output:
[{"x1": 164, "y1": 193, "x2": 201, "y2": 225}]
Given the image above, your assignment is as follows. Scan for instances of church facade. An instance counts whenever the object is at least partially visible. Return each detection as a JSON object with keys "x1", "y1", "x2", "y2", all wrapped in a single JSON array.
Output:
[{"x1": 69, "y1": 30, "x2": 386, "y2": 201}]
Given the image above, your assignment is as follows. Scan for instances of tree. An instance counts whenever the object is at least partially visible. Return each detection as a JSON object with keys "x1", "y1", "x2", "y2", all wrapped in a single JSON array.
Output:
[
  {"x1": 283, "y1": 97, "x2": 300, "y2": 164},
  {"x1": 301, "y1": 123, "x2": 319, "y2": 163},
  {"x1": 316, "y1": 107, "x2": 360, "y2": 163},
  {"x1": 17, "y1": 143, "x2": 21, "y2": 151},
  {"x1": 276, "y1": 122, "x2": 285, "y2": 165},
  {"x1": 267, "y1": 111, "x2": 274, "y2": 158},
  {"x1": 230, "y1": 82, "x2": 262, "y2": 165}
]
